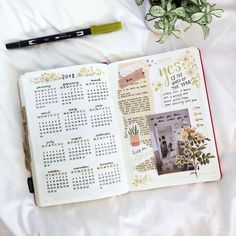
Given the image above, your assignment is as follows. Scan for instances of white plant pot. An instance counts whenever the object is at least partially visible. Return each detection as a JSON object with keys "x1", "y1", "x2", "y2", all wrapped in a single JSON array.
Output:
[{"x1": 144, "y1": 0, "x2": 182, "y2": 34}]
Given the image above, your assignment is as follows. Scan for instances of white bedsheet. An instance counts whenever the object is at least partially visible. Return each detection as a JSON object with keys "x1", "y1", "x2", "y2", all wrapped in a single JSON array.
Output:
[{"x1": 0, "y1": 0, "x2": 235, "y2": 235}]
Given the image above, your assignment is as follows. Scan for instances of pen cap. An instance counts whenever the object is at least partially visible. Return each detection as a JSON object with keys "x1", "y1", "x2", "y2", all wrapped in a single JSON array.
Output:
[
  {"x1": 91, "y1": 22, "x2": 122, "y2": 35},
  {"x1": 6, "y1": 42, "x2": 20, "y2": 49}
]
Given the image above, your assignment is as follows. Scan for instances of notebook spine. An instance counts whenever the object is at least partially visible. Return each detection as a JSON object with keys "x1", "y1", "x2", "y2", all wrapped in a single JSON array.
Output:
[{"x1": 21, "y1": 106, "x2": 31, "y2": 172}]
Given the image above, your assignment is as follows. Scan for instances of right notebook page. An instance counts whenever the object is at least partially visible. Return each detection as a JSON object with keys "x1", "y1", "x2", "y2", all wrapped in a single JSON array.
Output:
[{"x1": 109, "y1": 47, "x2": 222, "y2": 191}]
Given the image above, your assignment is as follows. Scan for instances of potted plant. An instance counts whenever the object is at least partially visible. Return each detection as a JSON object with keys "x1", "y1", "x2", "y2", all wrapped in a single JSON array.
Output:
[
  {"x1": 135, "y1": 0, "x2": 223, "y2": 43},
  {"x1": 128, "y1": 124, "x2": 141, "y2": 146}
]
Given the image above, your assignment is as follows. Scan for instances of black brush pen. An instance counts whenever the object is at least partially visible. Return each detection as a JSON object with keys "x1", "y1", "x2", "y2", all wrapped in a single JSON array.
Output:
[{"x1": 6, "y1": 22, "x2": 122, "y2": 49}]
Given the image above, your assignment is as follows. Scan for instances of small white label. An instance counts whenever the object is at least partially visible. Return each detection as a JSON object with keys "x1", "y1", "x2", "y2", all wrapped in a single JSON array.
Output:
[
  {"x1": 76, "y1": 31, "x2": 84, "y2": 37},
  {"x1": 28, "y1": 40, "x2": 36, "y2": 45}
]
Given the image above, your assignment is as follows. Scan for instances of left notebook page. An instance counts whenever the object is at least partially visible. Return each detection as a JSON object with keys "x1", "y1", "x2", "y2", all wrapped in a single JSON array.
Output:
[{"x1": 19, "y1": 63, "x2": 129, "y2": 207}]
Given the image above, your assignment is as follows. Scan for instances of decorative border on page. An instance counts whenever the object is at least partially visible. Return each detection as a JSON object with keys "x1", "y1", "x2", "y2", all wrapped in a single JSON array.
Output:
[
  {"x1": 77, "y1": 67, "x2": 104, "y2": 77},
  {"x1": 32, "y1": 73, "x2": 61, "y2": 84}
]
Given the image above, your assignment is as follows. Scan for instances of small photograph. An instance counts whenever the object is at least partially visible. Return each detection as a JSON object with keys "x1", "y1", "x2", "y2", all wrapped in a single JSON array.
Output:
[{"x1": 148, "y1": 109, "x2": 193, "y2": 175}]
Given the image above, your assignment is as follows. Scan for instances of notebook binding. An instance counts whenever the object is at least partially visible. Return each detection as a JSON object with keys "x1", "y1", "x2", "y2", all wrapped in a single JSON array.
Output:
[{"x1": 21, "y1": 106, "x2": 31, "y2": 171}]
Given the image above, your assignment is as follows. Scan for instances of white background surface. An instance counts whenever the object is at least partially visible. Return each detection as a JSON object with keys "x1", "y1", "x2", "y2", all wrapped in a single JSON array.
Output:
[{"x1": 0, "y1": 0, "x2": 235, "y2": 235}]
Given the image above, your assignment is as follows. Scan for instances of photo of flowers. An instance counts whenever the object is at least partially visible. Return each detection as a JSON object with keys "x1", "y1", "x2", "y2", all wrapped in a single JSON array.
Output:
[{"x1": 148, "y1": 108, "x2": 214, "y2": 176}]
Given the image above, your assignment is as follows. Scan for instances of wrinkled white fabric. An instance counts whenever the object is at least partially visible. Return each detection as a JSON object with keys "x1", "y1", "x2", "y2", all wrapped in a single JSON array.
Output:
[{"x1": 0, "y1": 0, "x2": 235, "y2": 235}]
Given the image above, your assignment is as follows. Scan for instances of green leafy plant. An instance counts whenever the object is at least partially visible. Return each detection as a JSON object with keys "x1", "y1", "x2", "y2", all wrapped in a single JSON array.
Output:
[
  {"x1": 135, "y1": 0, "x2": 223, "y2": 43},
  {"x1": 175, "y1": 126, "x2": 215, "y2": 177},
  {"x1": 128, "y1": 124, "x2": 140, "y2": 136}
]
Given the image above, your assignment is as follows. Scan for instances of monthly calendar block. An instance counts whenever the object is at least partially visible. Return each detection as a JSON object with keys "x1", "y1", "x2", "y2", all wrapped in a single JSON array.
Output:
[
  {"x1": 42, "y1": 142, "x2": 66, "y2": 167},
  {"x1": 90, "y1": 106, "x2": 113, "y2": 128},
  {"x1": 94, "y1": 134, "x2": 117, "y2": 157},
  {"x1": 38, "y1": 112, "x2": 62, "y2": 137},
  {"x1": 34, "y1": 85, "x2": 58, "y2": 109},
  {"x1": 63, "y1": 109, "x2": 88, "y2": 131},
  {"x1": 67, "y1": 138, "x2": 92, "y2": 160},
  {"x1": 60, "y1": 82, "x2": 84, "y2": 105},
  {"x1": 97, "y1": 163, "x2": 121, "y2": 189},
  {"x1": 71, "y1": 167, "x2": 95, "y2": 190},
  {"x1": 46, "y1": 171, "x2": 69, "y2": 193},
  {"x1": 86, "y1": 81, "x2": 109, "y2": 102}
]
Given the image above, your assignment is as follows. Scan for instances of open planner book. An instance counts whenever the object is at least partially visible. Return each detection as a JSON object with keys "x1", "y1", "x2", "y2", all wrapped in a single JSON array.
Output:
[{"x1": 19, "y1": 47, "x2": 222, "y2": 207}]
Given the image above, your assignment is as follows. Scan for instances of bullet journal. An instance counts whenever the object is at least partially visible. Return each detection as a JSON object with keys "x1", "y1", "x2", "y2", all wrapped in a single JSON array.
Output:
[{"x1": 19, "y1": 47, "x2": 222, "y2": 207}]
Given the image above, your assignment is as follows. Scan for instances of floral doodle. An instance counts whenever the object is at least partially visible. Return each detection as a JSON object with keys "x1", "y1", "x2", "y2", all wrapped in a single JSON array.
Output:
[
  {"x1": 132, "y1": 175, "x2": 151, "y2": 187},
  {"x1": 32, "y1": 73, "x2": 61, "y2": 84},
  {"x1": 176, "y1": 126, "x2": 215, "y2": 177},
  {"x1": 179, "y1": 50, "x2": 201, "y2": 88}
]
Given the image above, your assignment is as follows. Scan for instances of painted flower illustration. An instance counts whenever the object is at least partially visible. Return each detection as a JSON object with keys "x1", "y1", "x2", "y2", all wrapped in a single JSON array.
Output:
[
  {"x1": 186, "y1": 68, "x2": 195, "y2": 77},
  {"x1": 180, "y1": 51, "x2": 201, "y2": 88},
  {"x1": 195, "y1": 132, "x2": 205, "y2": 141},
  {"x1": 176, "y1": 126, "x2": 214, "y2": 177},
  {"x1": 179, "y1": 130, "x2": 189, "y2": 141},
  {"x1": 179, "y1": 127, "x2": 196, "y2": 141},
  {"x1": 182, "y1": 54, "x2": 191, "y2": 64}
]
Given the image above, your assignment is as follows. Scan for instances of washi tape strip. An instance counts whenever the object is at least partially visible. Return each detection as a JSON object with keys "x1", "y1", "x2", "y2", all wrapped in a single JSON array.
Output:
[{"x1": 118, "y1": 68, "x2": 145, "y2": 89}]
